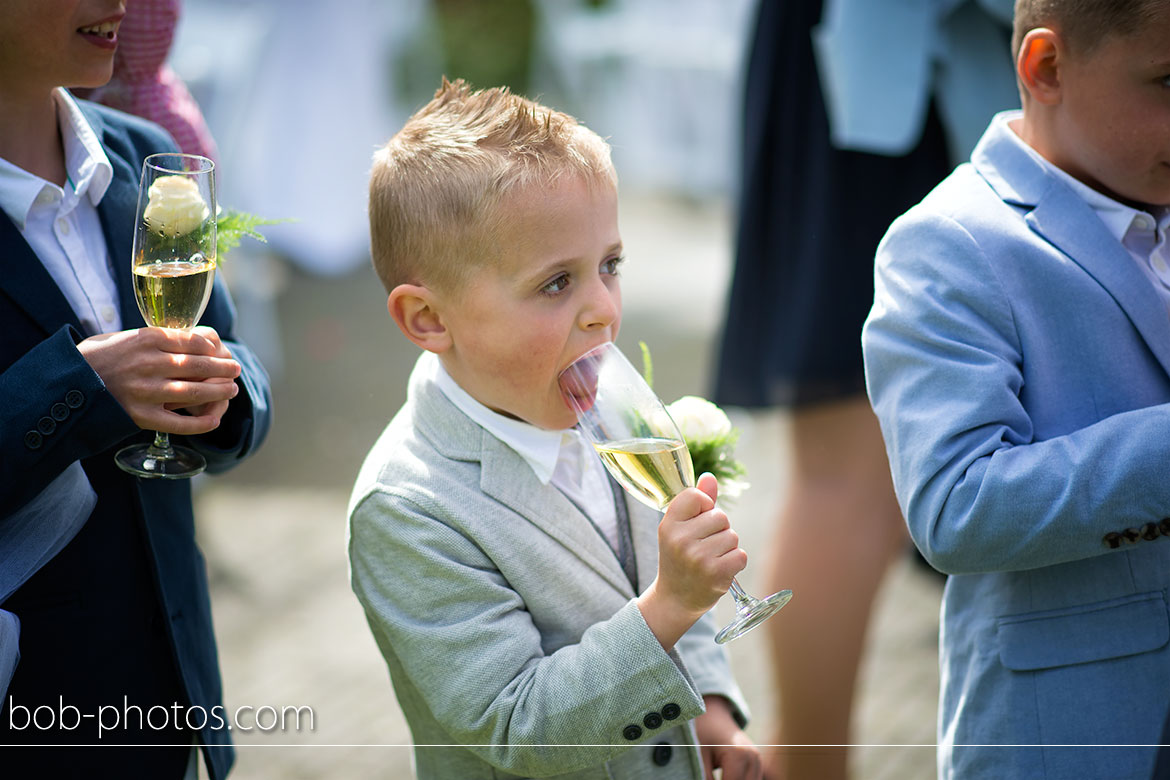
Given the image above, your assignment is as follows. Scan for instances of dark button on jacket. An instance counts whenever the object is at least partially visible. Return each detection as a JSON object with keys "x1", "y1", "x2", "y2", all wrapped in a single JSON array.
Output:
[
  {"x1": 643, "y1": 711, "x2": 663, "y2": 730},
  {"x1": 622, "y1": 724, "x2": 642, "y2": 741},
  {"x1": 651, "y1": 742, "x2": 673, "y2": 766}
]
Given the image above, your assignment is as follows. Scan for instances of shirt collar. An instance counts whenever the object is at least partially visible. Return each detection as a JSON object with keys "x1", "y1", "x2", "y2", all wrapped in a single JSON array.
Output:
[
  {"x1": 1001, "y1": 115, "x2": 1168, "y2": 244},
  {"x1": 0, "y1": 88, "x2": 113, "y2": 231},
  {"x1": 428, "y1": 353, "x2": 574, "y2": 484},
  {"x1": 55, "y1": 88, "x2": 113, "y2": 206}
]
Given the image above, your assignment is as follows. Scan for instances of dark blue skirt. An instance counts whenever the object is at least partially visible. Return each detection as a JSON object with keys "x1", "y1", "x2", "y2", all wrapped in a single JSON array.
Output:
[{"x1": 712, "y1": 0, "x2": 952, "y2": 408}]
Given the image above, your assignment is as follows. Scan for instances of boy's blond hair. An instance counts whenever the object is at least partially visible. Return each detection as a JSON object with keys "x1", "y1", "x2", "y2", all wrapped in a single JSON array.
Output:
[
  {"x1": 369, "y1": 78, "x2": 617, "y2": 294},
  {"x1": 1011, "y1": 0, "x2": 1168, "y2": 59}
]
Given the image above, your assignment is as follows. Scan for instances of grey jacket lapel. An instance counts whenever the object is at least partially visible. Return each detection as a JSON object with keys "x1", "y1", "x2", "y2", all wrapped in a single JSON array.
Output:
[{"x1": 411, "y1": 357, "x2": 637, "y2": 598}]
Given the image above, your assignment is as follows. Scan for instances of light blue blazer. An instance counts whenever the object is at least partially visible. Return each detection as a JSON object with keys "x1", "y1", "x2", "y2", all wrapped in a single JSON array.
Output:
[
  {"x1": 814, "y1": 0, "x2": 1018, "y2": 160},
  {"x1": 863, "y1": 111, "x2": 1170, "y2": 779}
]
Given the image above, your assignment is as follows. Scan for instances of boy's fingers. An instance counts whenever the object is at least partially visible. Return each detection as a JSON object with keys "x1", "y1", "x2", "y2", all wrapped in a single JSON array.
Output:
[
  {"x1": 149, "y1": 410, "x2": 224, "y2": 436},
  {"x1": 696, "y1": 472, "x2": 719, "y2": 504},
  {"x1": 154, "y1": 378, "x2": 239, "y2": 406},
  {"x1": 168, "y1": 353, "x2": 241, "y2": 379},
  {"x1": 664, "y1": 486, "x2": 714, "y2": 521}
]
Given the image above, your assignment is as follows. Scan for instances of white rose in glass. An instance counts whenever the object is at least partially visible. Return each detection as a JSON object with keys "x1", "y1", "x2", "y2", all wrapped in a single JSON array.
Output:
[
  {"x1": 143, "y1": 175, "x2": 209, "y2": 237},
  {"x1": 666, "y1": 395, "x2": 732, "y2": 442}
]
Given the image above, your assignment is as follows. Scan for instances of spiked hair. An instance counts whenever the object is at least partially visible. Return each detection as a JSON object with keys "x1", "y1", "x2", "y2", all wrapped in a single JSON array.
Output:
[{"x1": 368, "y1": 78, "x2": 616, "y2": 293}]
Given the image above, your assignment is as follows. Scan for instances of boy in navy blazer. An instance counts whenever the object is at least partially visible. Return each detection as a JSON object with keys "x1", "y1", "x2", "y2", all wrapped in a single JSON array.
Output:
[
  {"x1": 863, "y1": 0, "x2": 1170, "y2": 776},
  {"x1": 0, "y1": 3, "x2": 270, "y2": 777}
]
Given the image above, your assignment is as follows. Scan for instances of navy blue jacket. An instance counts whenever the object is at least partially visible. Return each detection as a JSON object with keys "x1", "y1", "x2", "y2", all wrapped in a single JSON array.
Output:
[{"x1": 0, "y1": 99, "x2": 271, "y2": 779}]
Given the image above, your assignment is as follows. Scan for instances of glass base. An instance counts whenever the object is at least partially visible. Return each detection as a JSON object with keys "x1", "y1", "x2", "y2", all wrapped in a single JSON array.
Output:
[
  {"x1": 115, "y1": 442, "x2": 206, "y2": 479},
  {"x1": 714, "y1": 589, "x2": 793, "y2": 644}
]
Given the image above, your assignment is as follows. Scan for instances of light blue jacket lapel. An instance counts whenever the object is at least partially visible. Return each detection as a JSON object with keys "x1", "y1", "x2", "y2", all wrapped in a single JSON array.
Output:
[{"x1": 973, "y1": 115, "x2": 1170, "y2": 379}]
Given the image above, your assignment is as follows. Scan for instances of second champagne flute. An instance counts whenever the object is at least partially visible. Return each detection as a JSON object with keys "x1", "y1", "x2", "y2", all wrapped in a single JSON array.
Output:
[
  {"x1": 114, "y1": 153, "x2": 217, "y2": 479},
  {"x1": 559, "y1": 342, "x2": 792, "y2": 643}
]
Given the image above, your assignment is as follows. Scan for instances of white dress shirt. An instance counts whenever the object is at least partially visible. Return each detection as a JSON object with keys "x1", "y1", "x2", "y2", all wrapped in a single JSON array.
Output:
[
  {"x1": 426, "y1": 353, "x2": 621, "y2": 550},
  {"x1": 1005, "y1": 119, "x2": 1170, "y2": 305},
  {"x1": 0, "y1": 88, "x2": 120, "y2": 336}
]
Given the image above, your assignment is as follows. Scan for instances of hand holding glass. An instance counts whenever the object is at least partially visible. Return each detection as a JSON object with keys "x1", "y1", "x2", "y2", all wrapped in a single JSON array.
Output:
[
  {"x1": 559, "y1": 342, "x2": 791, "y2": 643},
  {"x1": 114, "y1": 153, "x2": 217, "y2": 479}
]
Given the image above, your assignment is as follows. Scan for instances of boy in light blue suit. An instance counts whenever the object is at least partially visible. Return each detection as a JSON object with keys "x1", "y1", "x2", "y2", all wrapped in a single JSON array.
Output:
[
  {"x1": 862, "y1": 0, "x2": 1170, "y2": 777},
  {"x1": 349, "y1": 79, "x2": 759, "y2": 779}
]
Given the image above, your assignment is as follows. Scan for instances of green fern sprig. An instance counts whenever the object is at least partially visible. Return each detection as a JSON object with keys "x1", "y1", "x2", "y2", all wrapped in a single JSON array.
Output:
[{"x1": 215, "y1": 209, "x2": 291, "y2": 261}]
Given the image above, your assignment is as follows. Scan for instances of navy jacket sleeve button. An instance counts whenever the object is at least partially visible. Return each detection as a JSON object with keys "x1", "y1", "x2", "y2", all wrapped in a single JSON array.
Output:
[
  {"x1": 622, "y1": 724, "x2": 643, "y2": 741},
  {"x1": 64, "y1": 389, "x2": 85, "y2": 409},
  {"x1": 37, "y1": 416, "x2": 57, "y2": 436},
  {"x1": 24, "y1": 431, "x2": 44, "y2": 450},
  {"x1": 50, "y1": 402, "x2": 69, "y2": 421}
]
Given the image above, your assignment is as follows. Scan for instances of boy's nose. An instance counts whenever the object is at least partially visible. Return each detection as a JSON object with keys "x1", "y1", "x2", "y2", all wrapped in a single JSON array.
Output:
[{"x1": 579, "y1": 281, "x2": 620, "y2": 331}]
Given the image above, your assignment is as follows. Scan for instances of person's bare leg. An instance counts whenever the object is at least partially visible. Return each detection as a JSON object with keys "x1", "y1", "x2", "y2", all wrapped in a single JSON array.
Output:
[{"x1": 761, "y1": 396, "x2": 907, "y2": 780}]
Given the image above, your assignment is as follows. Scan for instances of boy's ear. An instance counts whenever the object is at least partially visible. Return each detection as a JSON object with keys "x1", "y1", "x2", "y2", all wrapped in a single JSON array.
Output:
[
  {"x1": 1017, "y1": 28, "x2": 1062, "y2": 106},
  {"x1": 387, "y1": 284, "x2": 452, "y2": 354}
]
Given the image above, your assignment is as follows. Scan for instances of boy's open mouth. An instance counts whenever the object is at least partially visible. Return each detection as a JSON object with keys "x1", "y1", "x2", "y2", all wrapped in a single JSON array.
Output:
[{"x1": 558, "y1": 362, "x2": 599, "y2": 415}]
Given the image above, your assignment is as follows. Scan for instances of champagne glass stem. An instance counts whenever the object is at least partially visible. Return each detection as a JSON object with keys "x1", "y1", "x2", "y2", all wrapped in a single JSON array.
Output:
[
  {"x1": 147, "y1": 431, "x2": 176, "y2": 459},
  {"x1": 728, "y1": 576, "x2": 751, "y2": 605}
]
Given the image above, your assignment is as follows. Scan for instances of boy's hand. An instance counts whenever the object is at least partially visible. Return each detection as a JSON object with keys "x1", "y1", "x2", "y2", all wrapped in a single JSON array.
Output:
[
  {"x1": 696, "y1": 696, "x2": 762, "y2": 780},
  {"x1": 636, "y1": 473, "x2": 748, "y2": 650},
  {"x1": 78, "y1": 326, "x2": 241, "y2": 435},
  {"x1": 167, "y1": 327, "x2": 238, "y2": 423}
]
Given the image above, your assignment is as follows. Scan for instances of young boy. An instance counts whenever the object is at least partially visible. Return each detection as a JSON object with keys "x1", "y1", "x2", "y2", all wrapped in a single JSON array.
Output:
[
  {"x1": 349, "y1": 79, "x2": 761, "y2": 779},
  {"x1": 862, "y1": 0, "x2": 1170, "y2": 776},
  {"x1": 0, "y1": 2, "x2": 271, "y2": 777}
]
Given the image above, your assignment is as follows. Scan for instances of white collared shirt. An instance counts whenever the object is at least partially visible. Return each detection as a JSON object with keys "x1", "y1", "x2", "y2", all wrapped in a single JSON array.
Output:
[
  {"x1": 427, "y1": 353, "x2": 620, "y2": 550},
  {"x1": 0, "y1": 88, "x2": 120, "y2": 336},
  {"x1": 1003, "y1": 116, "x2": 1170, "y2": 304}
]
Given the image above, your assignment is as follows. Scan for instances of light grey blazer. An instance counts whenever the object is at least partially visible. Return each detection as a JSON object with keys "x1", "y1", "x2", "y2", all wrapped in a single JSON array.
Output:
[
  {"x1": 348, "y1": 353, "x2": 748, "y2": 779},
  {"x1": 863, "y1": 111, "x2": 1170, "y2": 778}
]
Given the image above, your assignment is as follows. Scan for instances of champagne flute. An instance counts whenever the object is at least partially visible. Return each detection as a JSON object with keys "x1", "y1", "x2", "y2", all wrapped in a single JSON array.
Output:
[
  {"x1": 114, "y1": 153, "x2": 217, "y2": 479},
  {"x1": 559, "y1": 342, "x2": 792, "y2": 643}
]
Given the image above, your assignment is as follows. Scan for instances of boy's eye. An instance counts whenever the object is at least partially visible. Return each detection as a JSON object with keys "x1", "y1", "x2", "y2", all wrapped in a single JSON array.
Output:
[
  {"x1": 602, "y1": 255, "x2": 625, "y2": 275},
  {"x1": 541, "y1": 273, "x2": 570, "y2": 294}
]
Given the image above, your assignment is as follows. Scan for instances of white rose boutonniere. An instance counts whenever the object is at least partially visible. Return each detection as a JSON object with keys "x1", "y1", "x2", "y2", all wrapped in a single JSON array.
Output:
[
  {"x1": 143, "y1": 175, "x2": 209, "y2": 237},
  {"x1": 640, "y1": 342, "x2": 750, "y2": 500}
]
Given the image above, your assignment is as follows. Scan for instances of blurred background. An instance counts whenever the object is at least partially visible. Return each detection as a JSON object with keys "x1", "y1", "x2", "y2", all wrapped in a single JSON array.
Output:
[{"x1": 167, "y1": 0, "x2": 944, "y2": 776}]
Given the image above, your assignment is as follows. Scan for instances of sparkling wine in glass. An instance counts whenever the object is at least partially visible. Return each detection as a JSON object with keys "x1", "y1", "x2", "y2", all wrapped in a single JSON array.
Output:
[
  {"x1": 114, "y1": 153, "x2": 217, "y2": 479},
  {"x1": 559, "y1": 342, "x2": 792, "y2": 644}
]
